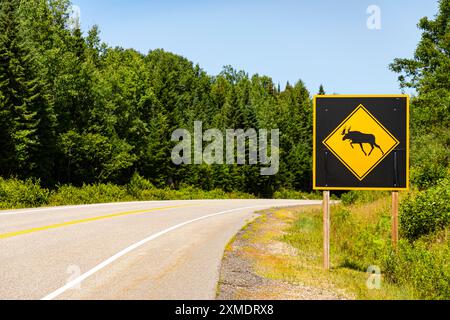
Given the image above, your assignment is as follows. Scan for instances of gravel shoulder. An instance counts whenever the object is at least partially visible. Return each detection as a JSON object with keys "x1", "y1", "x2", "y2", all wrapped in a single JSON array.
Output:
[{"x1": 216, "y1": 207, "x2": 351, "y2": 300}]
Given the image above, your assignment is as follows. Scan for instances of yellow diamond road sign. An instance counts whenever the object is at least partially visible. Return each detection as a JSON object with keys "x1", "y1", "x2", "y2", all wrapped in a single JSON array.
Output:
[{"x1": 323, "y1": 104, "x2": 400, "y2": 181}]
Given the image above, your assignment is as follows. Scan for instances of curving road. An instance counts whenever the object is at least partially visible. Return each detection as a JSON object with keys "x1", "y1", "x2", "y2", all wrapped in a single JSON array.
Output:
[{"x1": 0, "y1": 199, "x2": 321, "y2": 300}]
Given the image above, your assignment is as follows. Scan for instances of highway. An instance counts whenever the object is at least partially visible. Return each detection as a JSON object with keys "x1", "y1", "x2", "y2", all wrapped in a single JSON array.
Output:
[{"x1": 0, "y1": 199, "x2": 321, "y2": 300}]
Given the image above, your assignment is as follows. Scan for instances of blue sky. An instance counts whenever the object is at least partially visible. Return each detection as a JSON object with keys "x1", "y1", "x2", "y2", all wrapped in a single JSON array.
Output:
[{"x1": 73, "y1": 0, "x2": 438, "y2": 95}]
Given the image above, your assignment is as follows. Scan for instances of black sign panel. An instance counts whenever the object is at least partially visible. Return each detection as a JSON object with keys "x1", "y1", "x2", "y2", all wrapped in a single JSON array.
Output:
[{"x1": 313, "y1": 95, "x2": 409, "y2": 190}]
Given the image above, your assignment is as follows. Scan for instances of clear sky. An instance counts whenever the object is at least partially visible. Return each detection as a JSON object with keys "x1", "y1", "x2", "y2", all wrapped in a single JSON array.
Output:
[{"x1": 73, "y1": 0, "x2": 438, "y2": 95}]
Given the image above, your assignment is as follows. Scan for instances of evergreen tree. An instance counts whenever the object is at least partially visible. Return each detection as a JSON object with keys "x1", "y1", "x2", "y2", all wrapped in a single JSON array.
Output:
[
  {"x1": 318, "y1": 84, "x2": 325, "y2": 95},
  {"x1": 0, "y1": 0, "x2": 56, "y2": 182}
]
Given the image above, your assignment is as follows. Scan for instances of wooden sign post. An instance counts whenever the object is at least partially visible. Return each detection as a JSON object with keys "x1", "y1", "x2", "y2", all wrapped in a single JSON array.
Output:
[
  {"x1": 323, "y1": 191, "x2": 330, "y2": 270},
  {"x1": 392, "y1": 191, "x2": 399, "y2": 247}
]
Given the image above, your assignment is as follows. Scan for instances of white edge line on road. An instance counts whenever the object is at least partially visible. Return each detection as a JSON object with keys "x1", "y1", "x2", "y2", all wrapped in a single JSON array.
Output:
[{"x1": 40, "y1": 204, "x2": 278, "y2": 300}]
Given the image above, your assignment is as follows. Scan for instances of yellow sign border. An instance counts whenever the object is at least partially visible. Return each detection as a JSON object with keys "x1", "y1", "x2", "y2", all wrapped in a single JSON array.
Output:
[{"x1": 313, "y1": 94, "x2": 410, "y2": 191}]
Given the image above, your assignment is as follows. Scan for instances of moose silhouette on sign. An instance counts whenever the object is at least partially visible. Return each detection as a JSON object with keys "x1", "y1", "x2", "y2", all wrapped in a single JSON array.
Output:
[{"x1": 341, "y1": 127, "x2": 384, "y2": 156}]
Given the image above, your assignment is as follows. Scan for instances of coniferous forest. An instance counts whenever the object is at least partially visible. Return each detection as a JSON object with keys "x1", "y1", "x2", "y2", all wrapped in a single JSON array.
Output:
[
  {"x1": 0, "y1": 0, "x2": 313, "y2": 198},
  {"x1": 0, "y1": 0, "x2": 448, "y2": 205}
]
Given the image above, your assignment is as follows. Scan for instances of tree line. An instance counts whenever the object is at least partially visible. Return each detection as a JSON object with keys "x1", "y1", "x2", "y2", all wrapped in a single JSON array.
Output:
[
  {"x1": 0, "y1": 0, "x2": 313, "y2": 196},
  {"x1": 2, "y1": 0, "x2": 447, "y2": 197}
]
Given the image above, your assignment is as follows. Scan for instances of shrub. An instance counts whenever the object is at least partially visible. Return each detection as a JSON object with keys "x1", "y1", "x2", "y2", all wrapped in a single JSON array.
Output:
[
  {"x1": 0, "y1": 178, "x2": 50, "y2": 209},
  {"x1": 273, "y1": 188, "x2": 321, "y2": 200},
  {"x1": 400, "y1": 177, "x2": 450, "y2": 240},
  {"x1": 340, "y1": 191, "x2": 358, "y2": 205},
  {"x1": 49, "y1": 183, "x2": 132, "y2": 206},
  {"x1": 0, "y1": 177, "x2": 258, "y2": 210},
  {"x1": 383, "y1": 237, "x2": 450, "y2": 300},
  {"x1": 340, "y1": 191, "x2": 387, "y2": 205},
  {"x1": 126, "y1": 173, "x2": 155, "y2": 199},
  {"x1": 410, "y1": 129, "x2": 449, "y2": 190}
]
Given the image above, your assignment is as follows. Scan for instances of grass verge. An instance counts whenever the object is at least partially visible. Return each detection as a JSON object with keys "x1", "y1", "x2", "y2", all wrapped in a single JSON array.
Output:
[{"x1": 218, "y1": 197, "x2": 449, "y2": 300}]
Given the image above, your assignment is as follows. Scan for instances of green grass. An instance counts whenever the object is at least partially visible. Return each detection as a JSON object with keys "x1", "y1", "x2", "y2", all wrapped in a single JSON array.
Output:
[
  {"x1": 277, "y1": 206, "x2": 414, "y2": 299},
  {"x1": 280, "y1": 195, "x2": 450, "y2": 300}
]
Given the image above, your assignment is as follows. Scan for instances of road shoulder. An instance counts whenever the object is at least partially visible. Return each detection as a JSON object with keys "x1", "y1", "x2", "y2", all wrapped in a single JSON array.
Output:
[{"x1": 216, "y1": 207, "x2": 350, "y2": 300}]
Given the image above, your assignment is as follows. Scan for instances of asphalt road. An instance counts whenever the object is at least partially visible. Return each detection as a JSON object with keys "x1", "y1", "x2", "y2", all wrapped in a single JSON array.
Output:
[{"x1": 0, "y1": 199, "x2": 321, "y2": 300}]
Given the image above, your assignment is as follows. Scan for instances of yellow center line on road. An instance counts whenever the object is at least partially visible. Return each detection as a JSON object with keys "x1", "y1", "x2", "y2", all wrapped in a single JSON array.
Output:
[{"x1": 0, "y1": 204, "x2": 195, "y2": 240}]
